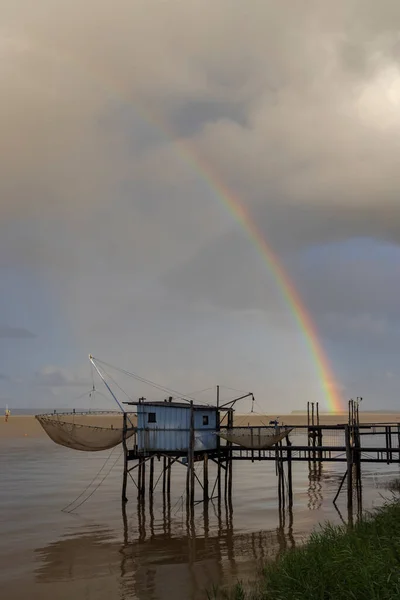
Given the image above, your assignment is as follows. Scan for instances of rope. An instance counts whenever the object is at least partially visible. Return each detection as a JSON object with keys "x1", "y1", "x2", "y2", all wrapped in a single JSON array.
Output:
[
  {"x1": 61, "y1": 447, "x2": 122, "y2": 513},
  {"x1": 93, "y1": 358, "x2": 211, "y2": 404}
]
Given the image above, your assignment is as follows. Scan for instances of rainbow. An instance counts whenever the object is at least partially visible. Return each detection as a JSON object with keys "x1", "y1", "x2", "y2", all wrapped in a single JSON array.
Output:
[
  {"x1": 168, "y1": 145, "x2": 343, "y2": 413},
  {"x1": 21, "y1": 39, "x2": 343, "y2": 411}
]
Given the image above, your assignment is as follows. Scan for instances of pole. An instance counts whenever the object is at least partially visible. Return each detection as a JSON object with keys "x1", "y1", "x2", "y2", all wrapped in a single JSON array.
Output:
[
  {"x1": 122, "y1": 412, "x2": 128, "y2": 503},
  {"x1": 203, "y1": 453, "x2": 209, "y2": 503},
  {"x1": 137, "y1": 459, "x2": 142, "y2": 501},
  {"x1": 345, "y1": 424, "x2": 353, "y2": 512},
  {"x1": 286, "y1": 435, "x2": 293, "y2": 508},
  {"x1": 189, "y1": 401, "x2": 195, "y2": 505},
  {"x1": 89, "y1": 355, "x2": 133, "y2": 425},
  {"x1": 216, "y1": 385, "x2": 221, "y2": 499},
  {"x1": 149, "y1": 457, "x2": 154, "y2": 496},
  {"x1": 167, "y1": 457, "x2": 171, "y2": 496},
  {"x1": 228, "y1": 409, "x2": 233, "y2": 499},
  {"x1": 141, "y1": 457, "x2": 146, "y2": 498},
  {"x1": 162, "y1": 456, "x2": 167, "y2": 497}
]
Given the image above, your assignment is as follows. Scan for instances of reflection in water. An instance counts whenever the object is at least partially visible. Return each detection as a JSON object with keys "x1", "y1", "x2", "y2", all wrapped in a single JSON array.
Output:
[
  {"x1": 34, "y1": 491, "x2": 297, "y2": 600},
  {"x1": 4, "y1": 437, "x2": 398, "y2": 600},
  {"x1": 307, "y1": 463, "x2": 323, "y2": 511}
]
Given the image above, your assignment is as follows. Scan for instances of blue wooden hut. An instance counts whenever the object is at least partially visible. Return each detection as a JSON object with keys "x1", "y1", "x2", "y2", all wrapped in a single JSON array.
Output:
[{"x1": 131, "y1": 399, "x2": 218, "y2": 454}]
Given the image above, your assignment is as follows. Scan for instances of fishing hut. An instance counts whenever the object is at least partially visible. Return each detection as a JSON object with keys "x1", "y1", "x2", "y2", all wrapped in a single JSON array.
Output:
[
  {"x1": 34, "y1": 355, "x2": 400, "y2": 525},
  {"x1": 122, "y1": 394, "x2": 235, "y2": 508},
  {"x1": 134, "y1": 398, "x2": 218, "y2": 454}
]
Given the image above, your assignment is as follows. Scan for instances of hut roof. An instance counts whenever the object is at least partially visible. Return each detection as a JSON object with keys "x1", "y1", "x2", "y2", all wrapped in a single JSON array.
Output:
[{"x1": 123, "y1": 400, "x2": 217, "y2": 411}]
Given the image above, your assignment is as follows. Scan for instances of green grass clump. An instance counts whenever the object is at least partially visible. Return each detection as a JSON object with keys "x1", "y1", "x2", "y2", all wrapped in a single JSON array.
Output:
[{"x1": 211, "y1": 502, "x2": 400, "y2": 600}]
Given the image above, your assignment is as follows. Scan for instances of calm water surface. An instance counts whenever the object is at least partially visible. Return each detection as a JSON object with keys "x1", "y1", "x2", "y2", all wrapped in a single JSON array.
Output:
[{"x1": 0, "y1": 435, "x2": 398, "y2": 599}]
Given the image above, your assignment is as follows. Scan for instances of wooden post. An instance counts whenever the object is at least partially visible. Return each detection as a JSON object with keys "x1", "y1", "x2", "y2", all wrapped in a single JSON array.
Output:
[
  {"x1": 228, "y1": 409, "x2": 233, "y2": 499},
  {"x1": 216, "y1": 385, "x2": 221, "y2": 499},
  {"x1": 286, "y1": 435, "x2": 293, "y2": 508},
  {"x1": 386, "y1": 426, "x2": 392, "y2": 464},
  {"x1": 149, "y1": 457, "x2": 154, "y2": 496},
  {"x1": 316, "y1": 403, "x2": 323, "y2": 461},
  {"x1": 122, "y1": 412, "x2": 128, "y2": 503},
  {"x1": 307, "y1": 401, "x2": 310, "y2": 428},
  {"x1": 141, "y1": 457, "x2": 146, "y2": 498},
  {"x1": 137, "y1": 459, "x2": 142, "y2": 501},
  {"x1": 203, "y1": 453, "x2": 209, "y2": 503},
  {"x1": 167, "y1": 457, "x2": 171, "y2": 496},
  {"x1": 345, "y1": 424, "x2": 353, "y2": 512},
  {"x1": 162, "y1": 456, "x2": 167, "y2": 497},
  {"x1": 277, "y1": 441, "x2": 285, "y2": 512},
  {"x1": 189, "y1": 401, "x2": 195, "y2": 505}
]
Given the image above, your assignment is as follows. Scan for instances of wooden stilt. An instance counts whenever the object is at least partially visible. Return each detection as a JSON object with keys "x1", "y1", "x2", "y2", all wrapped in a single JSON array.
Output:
[
  {"x1": 167, "y1": 457, "x2": 171, "y2": 496},
  {"x1": 141, "y1": 457, "x2": 146, "y2": 498},
  {"x1": 216, "y1": 385, "x2": 221, "y2": 499},
  {"x1": 189, "y1": 401, "x2": 195, "y2": 505},
  {"x1": 228, "y1": 410, "x2": 233, "y2": 500},
  {"x1": 280, "y1": 441, "x2": 285, "y2": 511},
  {"x1": 203, "y1": 453, "x2": 209, "y2": 503},
  {"x1": 149, "y1": 457, "x2": 154, "y2": 496},
  {"x1": 345, "y1": 424, "x2": 353, "y2": 512},
  {"x1": 162, "y1": 456, "x2": 167, "y2": 497},
  {"x1": 122, "y1": 412, "x2": 128, "y2": 503},
  {"x1": 286, "y1": 435, "x2": 293, "y2": 508},
  {"x1": 137, "y1": 459, "x2": 142, "y2": 501}
]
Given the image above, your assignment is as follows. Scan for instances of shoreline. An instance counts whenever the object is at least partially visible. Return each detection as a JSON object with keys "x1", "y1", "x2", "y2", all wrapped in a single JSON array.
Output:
[
  {"x1": 213, "y1": 500, "x2": 400, "y2": 599},
  {"x1": 2, "y1": 411, "x2": 400, "y2": 439}
]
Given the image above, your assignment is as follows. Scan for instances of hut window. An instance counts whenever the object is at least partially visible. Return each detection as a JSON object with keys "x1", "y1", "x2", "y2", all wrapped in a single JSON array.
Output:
[
  {"x1": 148, "y1": 412, "x2": 157, "y2": 423},
  {"x1": 202, "y1": 415, "x2": 209, "y2": 426}
]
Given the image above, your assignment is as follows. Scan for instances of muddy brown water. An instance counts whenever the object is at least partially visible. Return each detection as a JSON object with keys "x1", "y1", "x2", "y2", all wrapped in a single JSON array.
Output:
[{"x1": 0, "y1": 433, "x2": 398, "y2": 599}]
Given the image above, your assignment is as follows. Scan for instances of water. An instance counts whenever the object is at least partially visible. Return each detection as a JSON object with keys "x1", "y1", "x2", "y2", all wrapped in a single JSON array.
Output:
[{"x1": 0, "y1": 435, "x2": 398, "y2": 600}]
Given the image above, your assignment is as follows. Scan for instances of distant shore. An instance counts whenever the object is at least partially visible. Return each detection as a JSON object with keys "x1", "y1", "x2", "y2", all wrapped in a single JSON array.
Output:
[{"x1": 2, "y1": 411, "x2": 400, "y2": 440}]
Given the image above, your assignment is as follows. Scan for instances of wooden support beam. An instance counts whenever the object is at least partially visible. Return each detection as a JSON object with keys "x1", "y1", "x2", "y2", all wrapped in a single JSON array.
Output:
[
  {"x1": 162, "y1": 456, "x2": 167, "y2": 497},
  {"x1": 137, "y1": 458, "x2": 142, "y2": 501},
  {"x1": 286, "y1": 435, "x2": 293, "y2": 508},
  {"x1": 189, "y1": 401, "x2": 195, "y2": 505},
  {"x1": 149, "y1": 457, "x2": 154, "y2": 496},
  {"x1": 216, "y1": 385, "x2": 221, "y2": 499},
  {"x1": 141, "y1": 456, "x2": 146, "y2": 498},
  {"x1": 345, "y1": 425, "x2": 353, "y2": 512},
  {"x1": 122, "y1": 412, "x2": 128, "y2": 503},
  {"x1": 167, "y1": 457, "x2": 171, "y2": 496},
  {"x1": 203, "y1": 453, "x2": 209, "y2": 503}
]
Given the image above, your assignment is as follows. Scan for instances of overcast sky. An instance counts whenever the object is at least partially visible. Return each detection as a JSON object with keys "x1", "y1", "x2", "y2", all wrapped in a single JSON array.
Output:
[{"x1": 2, "y1": 0, "x2": 400, "y2": 412}]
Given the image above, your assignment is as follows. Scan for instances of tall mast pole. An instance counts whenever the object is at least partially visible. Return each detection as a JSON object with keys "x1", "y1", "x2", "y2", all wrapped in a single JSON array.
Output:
[{"x1": 89, "y1": 355, "x2": 133, "y2": 426}]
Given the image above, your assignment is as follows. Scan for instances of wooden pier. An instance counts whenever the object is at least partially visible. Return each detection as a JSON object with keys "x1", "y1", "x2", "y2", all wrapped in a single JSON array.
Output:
[{"x1": 121, "y1": 397, "x2": 400, "y2": 517}]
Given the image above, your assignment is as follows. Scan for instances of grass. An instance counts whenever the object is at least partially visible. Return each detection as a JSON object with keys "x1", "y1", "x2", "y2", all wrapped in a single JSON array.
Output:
[{"x1": 209, "y1": 501, "x2": 400, "y2": 600}]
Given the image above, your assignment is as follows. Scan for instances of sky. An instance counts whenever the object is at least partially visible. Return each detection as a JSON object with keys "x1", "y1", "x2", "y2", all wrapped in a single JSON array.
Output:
[{"x1": 2, "y1": 0, "x2": 400, "y2": 412}]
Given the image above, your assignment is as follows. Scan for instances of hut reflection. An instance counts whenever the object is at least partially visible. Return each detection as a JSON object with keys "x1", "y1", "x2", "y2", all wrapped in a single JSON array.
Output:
[{"x1": 34, "y1": 495, "x2": 296, "y2": 600}]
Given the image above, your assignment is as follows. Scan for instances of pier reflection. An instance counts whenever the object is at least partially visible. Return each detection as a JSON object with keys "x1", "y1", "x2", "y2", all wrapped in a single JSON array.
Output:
[{"x1": 34, "y1": 491, "x2": 297, "y2": 600}]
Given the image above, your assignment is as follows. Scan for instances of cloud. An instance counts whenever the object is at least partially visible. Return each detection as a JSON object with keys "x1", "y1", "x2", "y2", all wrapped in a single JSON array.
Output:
[
  {"x1": 3, "y1": 1, "x2": 400, "y2": 409},
  {"x1": 2, "y1": 1, "x2": 400, "y2": 253},
  {"x1": 0, "y1": 326, "x2": 36, "y2": 339},
  {"x1": 35, "y1": 366, "x2": 90, "y2": 388}
]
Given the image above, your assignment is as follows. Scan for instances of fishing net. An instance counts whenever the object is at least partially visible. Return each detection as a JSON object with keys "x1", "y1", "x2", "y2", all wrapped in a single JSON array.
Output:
[
  {"x1": 36, "y1": 412, "x2": 135, "y2": 452},
  {"x1": 217, "y1": 426, "x2": 292, "y2": 449}
]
